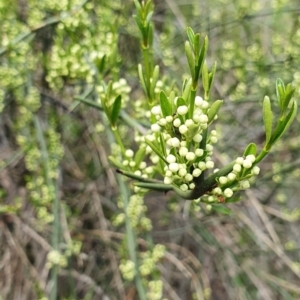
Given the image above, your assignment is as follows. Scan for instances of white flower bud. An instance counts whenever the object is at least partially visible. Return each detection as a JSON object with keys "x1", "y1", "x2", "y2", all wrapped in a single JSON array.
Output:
[
  {"x1": 171, "y1": 137, "x2": 180, "y2": 147},
  {"x1": 213, "y1": 187, "x2": 222, "y2": 194},
  {"x1": 166, "y1": 154, "x2": 176, "y2": 163},
  {"x1": 210, "y1": 136, "x2": 218, "y2": 144},
  {"x1": 169, "y1": 163, "x2": 179, "y2": 173},
  {"x1": 252, "y1": 166, "x2": 260, "y2": 175},
  {"x1": 166, "y1": 115, "x2": 173, "y2": 122},
  {"x1": 165, "y1": 170, "x2": 172, "y2": 177},
  {"x1": 198, "y1": 161, "x2": 207, "y2": 170},
  {"x1": 173, "y1": 118, "x2": 181, "y2": 127},
  {"x1": 125, "y1": 149, "x2": 134, "y2": 158},
  {"x1": 192, "y1": 168, "x2": 202, "y2": 177},
  {"x1": 193, "y1": 134, "x2": 202, "y2": 143},
  {"x1": 180, "y1": 184, "x2": 188, "y2": 192},
  {"x1": 206, "y1": 144, "x2": 213, "y2": 152},
  {"x1": 177, "y1": 105, "x2": 188, "y2": 115},
  {"x1": 206, "y1": 161, "x2": 214, "y2": 169},
  {"x1": 185, "y1": 173, "x2": 193, "y2": 182},
  {"x1": 151, "y1": 105, "x2": 161, "y2": 115},
  {"x1": 227, "y1": 172, "x2": 236, "y2": 181},
  {"x1": 219, "y1": 176, "x2": 228, "y2": 185},
  {"x1": 240, "y1": 180, "x2": 250, "y2": 189},
  {"x1": 185, "y1": 119, "x2": 194, "y2": 127},
  {"x1": 145, "y1": 166, "x2": 154, "y2": 174},
  {"x1": 246, "y1": 154, "x2": 256, "y2": 163},
  {"x1": 199, "y1": 115, "x2": 208, "y2": 124},
  {"x1": 236, "y1": 157, "x2": 244, "y2": 165},
  {"x1": 158, "y1": 118, "x2": 167, "y2": 126},
  {"x1": 211, "y1": 130, "x2": 217, "y2": 136},
  {"x1": 179, "y1": 147, "x2": 188, "y2": 156},
  {"x1": 139, "y1": 162, "x2": 147, "y2": 169},
  {"x1": 179, "y1": 125, "x2": 188, "y2": 134},
  {"x1": 129, "y1": 161, "x2": 136, "y2": 167},
  {"x1": 134, "y1": 170, "x2": 142, "y2": 176},
  {"x1": 151, "y1": 123, "x2": 161, "y2": 132},
  {"x1": 202, "y1": 101, "x2": 209, "y2": 109},
  {"x1": 242, "y1": 159, "x2": 252, "y2": 169},
  {"x1": 178, "y1": 168, "x2": 187, "y2": 177},
  {"x1": 224, "y1": 188, "x2": 233, "y2": 198},
  {"x1": 233, "y1": 163, "x2": 242, "y2": 173},
  {"x1": 186, "y1": 152, "x2": 196, "y2": 161},
  {"x1": 189, "y1": 183, "x2": 195, "y2": 190},
  {"x1": 195, "y1": 96, "x2": 204, "y2": 107},
  {"x1": 164, "y1": 177, "x2": 172, "y2": 184},
  {"x1": 195, "y1": 149, "x2": 204, "y2": 157},
  {"x1": 180, "y1": 141, "x2": 187, "y2": 147},
  {"x1": 150, "y1": 155, "x2": 159, "y2": 164}
]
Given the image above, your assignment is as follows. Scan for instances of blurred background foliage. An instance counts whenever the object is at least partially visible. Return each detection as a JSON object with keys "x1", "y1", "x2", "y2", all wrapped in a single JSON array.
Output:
[{"x1": 0, "y1": 0, "x2": 300, "y2": 299}]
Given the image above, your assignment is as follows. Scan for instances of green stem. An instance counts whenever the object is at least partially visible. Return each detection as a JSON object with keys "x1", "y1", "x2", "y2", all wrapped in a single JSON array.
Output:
[{"x1": 189, "y1": 89, "x2": 197, "y2": 119}]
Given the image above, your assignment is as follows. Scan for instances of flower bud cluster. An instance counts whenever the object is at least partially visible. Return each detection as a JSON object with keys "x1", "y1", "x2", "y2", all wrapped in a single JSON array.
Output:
[{"x1": 119, "y1": 259, "x2": 136, "y2": 281}]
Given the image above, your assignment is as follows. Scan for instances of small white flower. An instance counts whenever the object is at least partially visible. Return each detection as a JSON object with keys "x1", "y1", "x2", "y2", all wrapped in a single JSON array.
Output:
[
  {"x1": 240, "y1": 180, "x2": 250, "y2": 189},
  {"x1": 227, "y1": 172, "x2": 236, "y2": 181},
  {"x1": 233, "y1": 163, "x2": 242, "y2": 173},
  {"x1": 236, "y1": 157, "x2": 244, "y2": 165},
  {"x1": 179, "y1": 147, "x2": 188, "y2": 156},
  {"x1": 139, "y1": 162, "x2": 147, "y2": 169},
  {"x1": 158, "y1": 118, "x2": 167, "y2": 126},
  {"x1": 210, "y1": 136, "x2": 218, "y2": 143},
  {"x1": 146, "y1": 134, "x2": 155, "y2": 142},
  {"x1": 164, "y1": 177, "x2": 172, "y2": 184},
  {"x1": 211, "y1": 130, "x2": 217, "y2": 136},
  {"x1": 213, "y1": 168, "x2": 220, "y2": 173},
  {"x1": 224, "y1": 188, "x2": 233, "y2": 198},
  {"x1": 252, "y1": 166, "x2": 260, "y2": 175},
  {"x1": 179, "y1": 125, "x2": 188, "y2": 134},
  {"x1": 151, "y1": 123, "x2": 161, "y2": 132},
  {"x1": 134, "y1": 170, "x2": 142, "y2": 176},
  {"x1": 123, "y1": 160, "x2": 129, "y2": 166},
  {"x1": 166, "y1": 154, "x2": 176, "y2": 163},
  {"x1": 193, "y1": 114, "x2": 201, "y2": 123},
  {"x1": 180, "y1": 141, "x2": 187, "y2": 147},
  {"x1": 150, "y1": 155, "x2": 159, "y2": 164},
  {"x1": 242, "y1": 159, "x2": 252, "y2": 169},
  {"x1": 165, "y1": 170, "x2": 172, "y2": 177},
  {"x1": 198, "y1": 161, "x2": 207, "y2": 170},
  {"x1": 213, "y1": 187, "x2": 222, "y2": 194},
  {"x1": 173, "y1": 118, "x2": 181, "y2": 127},
  {"x1": 195, "y1": 148, "x2": 204, "y2": 157},
  {"x1": 186, "y1": 152, "x2": 196, "y2": 161},
  {"x1": 180, "y1": 184, "x2": 188, "y2": 192},
  {"x1": 193, "y1": 134, "x2": 202, "y2": 143},
  {"x1": 125, "y1": 149, "x2": 134, "y2": 158},
  {"x1": 185, "y1": 173, "x2": 193, "y2": 182},
  {"x1": 145, "y1": 146, "x2": 152, "y2": 154},
  {"x1": 206, "y1": 144, "x2": 213, "y2": 152},
  {"x1": 202, "y1": 101, "x2": 209, "y2": 109},
  {"x1": 129, "y1": 161, "x2": 136, "y2": 167},
  {"x1": 177, "y1": 105, "x2": 188, "y2": 115},
  {"x1": 166, "y1": 115, "x2": 173, "y2": 122},
  {"x1": 192, "y1": 168, "x2": 202, "y2": 177},
  {"x1": 219, "y1": 176, "x2": 228, "y2": 185},
  {"x1": 195, "y1": 96, "x2": 204, "y2": 107},
  {"x1": 185, "y1": 119, "x2": 194, "y2": 127},
  {"x1": 178, "y1": 168, "x2": 187, "y2": 177},
  {"x1": 145, "y1": 111, "x2": 151, "y2": 118},
  {"x1": 169, "y1": 163, "x2": 179, "y2": 173},
  {"x1": 199, "y1": 114, "x2": 208, "y2": 124},
  {"x1": 145, "y1": 166, "x2": 154, "y2": 174},
  {"x1": 246, "y1": 154, "x2": 256, "y2": 163},
  {"x1": 189, "y1": 183, "x2": 195, "y2": 190},
  {"x1": 151, "y1": 105, "x2": 161, "y2": 115},
  {"x1": 206, "y1": 161, "x2": 214, "y2": 169},
  {"x1": 170, "y1": 137, "x2": 180, "y2": 148}
]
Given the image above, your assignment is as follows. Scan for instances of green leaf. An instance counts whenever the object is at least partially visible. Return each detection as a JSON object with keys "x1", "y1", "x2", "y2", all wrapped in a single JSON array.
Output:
[
  {"x1": 243, "y1": 143, "x2": 257, "y2": 156},
  {"x1": 202, "y1": 61, "x2": 209, "y2": 94},
  {"x1": 182, "y1": 78, "x2": 192, "y2": 103},
  {"x1": 176, "y1": 97, "x2": 187, "y2": 108},
  {"x1": 145, "y1": 138, "x2": 168, "y2": 164},
  {"x1": 160, "y1": 91, "x2": 172, "y2": 117},
  {"x1": 186, "y1": 27, "x2": 195, "y2": 48},
  {"x1": 109, "y1": 156, "x2": 125, "y2": 169},
  {"x1": 138, "y1": 64, "x2": 147, "y2": 94},
  {"x1": 194, "y1": 33, "x2": 200, "y2": 57},
  {"x1": 134, "y1": 147, "x2": 146, "y2": 169},
  {"x1": 133, "y1": 15, "x2": 145, "y2": 36},
  {"x1": 185, "y1": 41, "x2": 195, "y2": 80},
  {"x1": 207, "y1": 100, "x2": 223, "y2": 124},
  {"x1": 225, "y1": 197, "x2": 241, "y2": 203},
  {"x1": 134, "y1": 182, "x2": 173, "y2": 191},
  {"x1": 186, "y1": 123, "x2": 200, "y2": 141},
  {"x1": 208, "y1": 61, "x2": 217, "y2": 91},
  {"x1": 262, "y1": 96, "x2": 273, "y2": 145},
  {"x1": 159, "y1": 133, "x2": 167, "y2": 157},
  {"x1": 276, "y1": 78, "x2": 285, "y2": 110},
  {"x1": 133, "y1": 0, "x2": 142, "y2": 15},
  {"x1": 110, "y1": 95, "x2": 122, "y2": 129},
  {"x1": 282, "y1": 84, "x2": 295, "y2": 113},
  {"x1": 211, "y1": 204, "x2": 231, "y2": 215}
]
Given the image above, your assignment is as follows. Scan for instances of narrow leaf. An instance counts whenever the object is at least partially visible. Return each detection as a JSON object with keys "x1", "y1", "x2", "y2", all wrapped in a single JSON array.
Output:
[
  {"x1": 276, "y1": 78, "x2": 285, "y2": 110},
  {"x1": 262, "y1": 96, "x2": 273, "y2": 145},
  {"x1": 134, "y1": 147, "x2": 146, "y2": 169},
  {"x1": 176, "y1": 97, "x2": 187, "y2": 108},
  {"x1": 109, "y1": 156, "x2": 125, "y2": 169},
  {"x1": 202, "y1": 61, "x2": 209, "y2": 94},
  {"x1": 243, "y1": 143, "x2": 257, "y2": 156},
  {"x1": 194, "y1": 33, "x2": 200, "y2": 57},
  {"x1": 110, "y1": 95, "x2": 122, "y2": 129},
  {"x1": 207, "y1": 100, "x2": 223, "y2": 123},
  {"x1": 160, "y1": 91, "x2": 172, "y2": 117},
  {"x1": 208, "y1": 61, "x2": 217, "y2": 91},
  {"x1": 282, "y1": 85, "x2": 295, "y2": 113},
  {"x1": 182, "y1": 78, "x2": 192, "y2": 102},
  {"x1": 186, "y1": 27, "x2": 195, "y2": 48},
  {"x1": 211, "y1": 204, "x2": 231, "y2": 215},
  {"x1": 185, "y1": 41, "x2": 195, "y2": 80},
  {"x1": 134, "y1": 182, "x2": 173, "y2": 191},
  {"x1": 145, "y1": 138, "x2": 168, "y2": 164}
]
